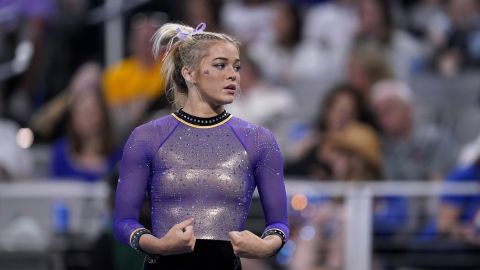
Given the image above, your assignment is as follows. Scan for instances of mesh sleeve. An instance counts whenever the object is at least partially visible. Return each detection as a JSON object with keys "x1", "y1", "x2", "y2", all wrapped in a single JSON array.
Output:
[
  {"x1": 254, "y1": 127, "x2": 289, "y2": 239},
  {"x1": 113, "y1": 123, "x2": 157, "y2": 246}
]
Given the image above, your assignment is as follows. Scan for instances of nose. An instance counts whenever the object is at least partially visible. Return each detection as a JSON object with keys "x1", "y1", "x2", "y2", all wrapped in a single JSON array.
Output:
[{"x1": 227, "y1": 67, "x2": 237, "y2": 81}]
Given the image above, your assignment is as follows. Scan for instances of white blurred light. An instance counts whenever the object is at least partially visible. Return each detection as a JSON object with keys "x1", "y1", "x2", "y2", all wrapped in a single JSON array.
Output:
[
  {"x1": 299, "y1": 225, "x2": 316, "y2": 241},
  {"x1": 12, "y1": 41, "x2": 34, "y2": 73},
  {"x1": 16, "y1": 128, "x2": 34, "y2": 149}
]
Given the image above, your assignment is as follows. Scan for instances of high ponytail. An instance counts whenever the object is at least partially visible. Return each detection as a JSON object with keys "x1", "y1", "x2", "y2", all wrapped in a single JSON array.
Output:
[{"x1": 151, "y1": 22, "x2": 240, "y2": 109}]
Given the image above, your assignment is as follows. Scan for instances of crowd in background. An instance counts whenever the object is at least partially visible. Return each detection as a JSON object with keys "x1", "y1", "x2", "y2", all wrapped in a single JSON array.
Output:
[{"x1": 0, "y1": 0, "x2": 480, "y2": 269}]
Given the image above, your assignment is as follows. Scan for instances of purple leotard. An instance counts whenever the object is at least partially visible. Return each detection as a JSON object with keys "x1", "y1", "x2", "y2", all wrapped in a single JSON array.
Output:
[{"x1": 113, "y1": 113, "x2": 289, "y2": 246}]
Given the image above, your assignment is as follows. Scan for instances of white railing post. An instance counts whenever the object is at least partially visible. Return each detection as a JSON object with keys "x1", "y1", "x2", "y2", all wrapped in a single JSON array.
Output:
[
  {"x1": 104, "y1": 0, "x2": 124, "y2": 66},
  {"x1": 344, "y1": 183, "x2": 372, "y2": 270}
]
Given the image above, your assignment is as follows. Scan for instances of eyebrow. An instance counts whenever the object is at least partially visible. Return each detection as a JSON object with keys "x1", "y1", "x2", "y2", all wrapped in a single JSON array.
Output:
[{"x1": 212, "y1": 57, "x2": 241, "y2": 62}]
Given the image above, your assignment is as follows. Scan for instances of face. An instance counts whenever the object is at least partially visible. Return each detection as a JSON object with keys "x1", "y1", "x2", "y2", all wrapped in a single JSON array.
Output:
[
  {"x1": 448, "y1": 0, "x2": 477, "y2": 29},
  {"x1": 325, "y1": 92, "x2": 358, "y2": 131},
  {"x1": 72, "y1": 91, "x2": 104, "y2": 140},
  {"x1": 274, "y1": 4, "x2": 295, "y2": 43},
  {"x1": 190, "y1": 41, "x2": 241, "y2": 106},
  {"x1": 372, "y1": 95, "x2": 411, "y2": 137},
  {"x1": 348, "y1": 55, "x2": 371, "y2": 95},
  {"x1": 131, "y1": 20, "x2": 158, "y2": 59},
  {"x1": 359, "y1": 0, "x2": 383, "y2": 32}
]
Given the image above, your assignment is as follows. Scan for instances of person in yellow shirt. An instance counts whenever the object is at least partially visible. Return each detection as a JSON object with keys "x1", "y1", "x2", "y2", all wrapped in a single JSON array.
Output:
[{"x1": 102, "y1": 13, "x2": 167, "y2": 141}]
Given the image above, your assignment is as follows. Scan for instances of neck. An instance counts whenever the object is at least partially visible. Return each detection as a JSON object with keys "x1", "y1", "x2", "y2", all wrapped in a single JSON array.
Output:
[
  {"x1": 82, "y1": 137, "x2": 102, "y2": 153},
  {"x1": 182, "y1": 93, "x2": 224, "y2": 118},
  {"x1": 391, "y1": 121, "x2": 412, "y2": 140}
]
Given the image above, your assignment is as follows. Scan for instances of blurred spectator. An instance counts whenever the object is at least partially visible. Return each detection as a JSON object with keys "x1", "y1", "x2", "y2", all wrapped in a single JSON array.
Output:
[
  {"x1": 285, "y1": 83, "x2": 373, "y2": 178},
  {"x1": 30, "y1": 62, "x2": 102, "y2": 141},
  {"x1": 50, "y1": 66, "x2": 120, "y2": 182},
  {"x1": 220, "y1": 0, "x2": 274, "y2": 44},
  {"x1": 184, "y1": 0, "x2": 223, "y2": 32},
  {"x1": 302, "y1": 0, "x2": 358, "y2": 84},
  {"x1": 248, "y1": 2, "x2": 308, "y2": 86},
  {"x1": 412, "y1": 153, "x2": 480, "y2": 269},
  {"x1": 347, "y1": 43, "x2": 394, "y2": 99},
  {"x1": 0, "y1": 118, "x2": 33, "y2": 180},
  {"x1": 435, "y1": 154, "x2": 480, "y2": 244},
  {"x1": 289, "y1": 122, "x2": 408, "y2": 270},
  {"x1": 102, "y1": 12, "x2": 166, "y2": 141},
  {"x1": 355, "y1": 0, "x2": 426, "y2": 81},
  {"x1": 0, "y1": 0, "x2": 56, "y2": 124},
  {"x1": 370, "y1": 79, "x2": 456, "y2": 180},
  {"x1": 320, "y1": 122, "x2": 382, "y2": 180},
  {"x1": 407, "y1": 0, "x2": 449, "y2": 45},
  {"x1": 434, "y1": 0, "x2": 480, "y2": 75}
]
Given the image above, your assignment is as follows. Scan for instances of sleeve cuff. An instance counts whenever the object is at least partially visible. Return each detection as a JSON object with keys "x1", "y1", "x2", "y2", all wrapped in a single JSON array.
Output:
[
  {"x1": 129, "y1": 228, "x2": 159, "y2": 264},
  {"x1": 261, "y1": 227, "x2": 288, "y2": 256}
]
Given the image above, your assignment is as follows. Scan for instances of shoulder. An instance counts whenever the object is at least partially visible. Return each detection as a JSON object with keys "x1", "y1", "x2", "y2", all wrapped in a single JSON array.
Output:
[
  {"x1": 228, "y1": 116, "x2": 279, "y2": 149},
  {"x1": 447, "y1": 164, "x2": 480, "y2": 182},
  {"x1": 414, "y1": 124, "x2": 450, "y2": 143},
  {"x1": 127, "y1": 114, "x2": 176, "y2": 141},
  {"x1": 136, "y1": 114, "x2": 176, "y2": 129},
  {"x1": 228, "y1": 116, "x2": 273, "y2": 137}
]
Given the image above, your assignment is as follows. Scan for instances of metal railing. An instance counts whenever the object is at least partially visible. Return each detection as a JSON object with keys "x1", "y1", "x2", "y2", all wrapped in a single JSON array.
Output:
[
  {"x1": 1, "y1": 179, "x2": 479, "y2": 270},
  {"x1": 284, "y1": 180, "x2": 480, "y2": 270}
]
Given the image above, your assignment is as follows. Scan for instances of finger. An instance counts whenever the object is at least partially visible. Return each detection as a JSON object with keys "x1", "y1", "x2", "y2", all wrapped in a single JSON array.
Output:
[
  {"x1": 183, "y1": 225, "x2": 194, "y2": 237},
  {"x1": 228, "y1": 231, "x2": 239, "y2": 239},
  {"x1": 176, "y1": 218, "x2": 194, "y2": 228},
  {"x1": 189, "y1": 236, "x2": 196, "y2": 248}
]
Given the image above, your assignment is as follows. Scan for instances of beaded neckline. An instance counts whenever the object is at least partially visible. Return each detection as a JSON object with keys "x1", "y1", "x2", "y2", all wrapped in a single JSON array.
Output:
[{"x1": 172, "y1": 108, "x2": 232, "y2": 128}]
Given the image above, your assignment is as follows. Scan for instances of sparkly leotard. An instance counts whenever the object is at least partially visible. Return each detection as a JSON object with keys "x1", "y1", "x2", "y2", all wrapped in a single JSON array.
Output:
[{"x1": 113, "y1": 110, "x2": 289, "y2": 246}]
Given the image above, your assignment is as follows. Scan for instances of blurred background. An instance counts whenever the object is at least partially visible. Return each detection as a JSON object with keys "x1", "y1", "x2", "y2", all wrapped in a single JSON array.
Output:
[{"x1": 0, "y1": 0, "x2": 480, "y2": 269}]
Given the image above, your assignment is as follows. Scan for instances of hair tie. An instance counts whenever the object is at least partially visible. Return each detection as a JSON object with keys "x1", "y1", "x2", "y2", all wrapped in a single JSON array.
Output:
[{"x1": 176, "y1": 22, "x2": 206, "y2": 41}]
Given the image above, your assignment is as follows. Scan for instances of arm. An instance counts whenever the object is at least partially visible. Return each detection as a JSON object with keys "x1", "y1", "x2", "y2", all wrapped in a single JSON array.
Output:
[
  {"x1": 112, "y1": 125, "x2": 152, "y2": 246},
  {"x1": 229, "y1": 127, "x2": 289, "y2": 258},
  {"x1": 113, "y1": 123, "x2": 196, "y2": 256}
]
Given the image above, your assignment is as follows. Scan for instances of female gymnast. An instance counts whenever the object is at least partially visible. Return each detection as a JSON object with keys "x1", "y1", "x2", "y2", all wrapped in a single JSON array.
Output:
[{"x1": 113, "y1": 22, "x2": 289, "y2": 270}]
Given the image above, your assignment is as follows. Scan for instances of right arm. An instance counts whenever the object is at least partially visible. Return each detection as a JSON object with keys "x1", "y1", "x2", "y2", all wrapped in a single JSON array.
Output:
[
  {"x1": 113, "y1": 126, "x2": 153, "y2": 246},
  {"x1": 113, "y1": 123, "x2": 195, "y2": 255}
]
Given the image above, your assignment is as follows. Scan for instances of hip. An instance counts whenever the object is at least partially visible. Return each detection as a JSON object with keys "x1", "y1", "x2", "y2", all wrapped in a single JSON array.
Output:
[{"x1": 143, "y1": 239, "x2": 242, "y2": 270}]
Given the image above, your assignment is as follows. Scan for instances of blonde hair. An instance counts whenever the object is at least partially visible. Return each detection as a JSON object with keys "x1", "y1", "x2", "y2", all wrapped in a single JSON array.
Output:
[{"x1": 151, "y1": 23, "x2": 240, "y2": 109}]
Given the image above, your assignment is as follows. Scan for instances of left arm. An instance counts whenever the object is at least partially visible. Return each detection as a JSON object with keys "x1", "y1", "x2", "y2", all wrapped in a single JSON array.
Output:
[{"x1": 229, "y1": 128, "x2": 289, "y2": 258}]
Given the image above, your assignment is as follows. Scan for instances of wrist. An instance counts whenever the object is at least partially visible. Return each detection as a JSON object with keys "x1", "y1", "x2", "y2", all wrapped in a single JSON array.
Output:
[
  {"x1": 131, "y1": 228, "x2": 159, "y2": 264},
  {"x1": 261, "y1": 228, "x2": 287, "y2": 257},
  {"x1": 262, "y1": 235, "x2": 283, "y2": 257}
]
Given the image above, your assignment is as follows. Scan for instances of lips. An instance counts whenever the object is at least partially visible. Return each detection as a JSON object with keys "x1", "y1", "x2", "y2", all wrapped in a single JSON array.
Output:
[{"x1": 224, "y1": 84, "x2": 237, "y2": 91}]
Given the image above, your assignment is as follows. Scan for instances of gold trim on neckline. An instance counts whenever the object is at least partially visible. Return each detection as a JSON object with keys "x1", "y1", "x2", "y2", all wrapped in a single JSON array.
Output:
[{"x1": 171, "y1": 113, "x2": 233, "y2": 128}]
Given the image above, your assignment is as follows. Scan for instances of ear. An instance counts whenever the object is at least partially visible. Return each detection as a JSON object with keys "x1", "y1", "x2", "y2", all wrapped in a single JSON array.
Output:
[{"x1": 181, "y1": 67, "x2": 196, "y2": 84}]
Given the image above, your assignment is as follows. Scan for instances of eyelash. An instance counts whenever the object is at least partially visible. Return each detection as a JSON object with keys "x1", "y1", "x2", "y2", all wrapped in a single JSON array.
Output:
[{"x1": 213, "y1": 64, "x2": 241, "y2": 72}]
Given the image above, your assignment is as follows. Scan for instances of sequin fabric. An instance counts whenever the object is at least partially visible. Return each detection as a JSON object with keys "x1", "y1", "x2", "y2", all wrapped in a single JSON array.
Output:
[{"x1": 113, "y1": 114, "x2": 289, "y2": 245}]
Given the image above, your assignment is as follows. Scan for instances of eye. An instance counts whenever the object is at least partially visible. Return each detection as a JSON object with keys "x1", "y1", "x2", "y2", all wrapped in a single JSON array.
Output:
[
  {"x1": 234, "y1": 65, "x2": 242, "y2": 72},
  {"x1": 213, "y1": 63, "x2": 225, "y2": 69}
]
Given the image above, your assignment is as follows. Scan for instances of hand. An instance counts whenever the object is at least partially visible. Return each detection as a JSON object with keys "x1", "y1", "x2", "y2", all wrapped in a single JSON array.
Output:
[
  {"x1": 140, "y1": 218, "x2": 196, "y2": 255},
  {"x1": 228, "y1": 230, "x2": 282, "y2": 258}
]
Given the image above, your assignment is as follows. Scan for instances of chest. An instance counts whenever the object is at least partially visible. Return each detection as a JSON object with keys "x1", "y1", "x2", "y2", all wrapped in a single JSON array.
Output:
[{"x1": 150, "y1": 125, "x2": 254, "y2": 202}]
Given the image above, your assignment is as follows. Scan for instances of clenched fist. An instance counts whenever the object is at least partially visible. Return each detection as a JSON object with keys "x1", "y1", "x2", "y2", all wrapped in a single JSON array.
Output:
[
  {"x1": 140, "y1": 218, "x2": 196, "y2": 255},
  {"x1": 228, "y1": 230, "x2": 282, "y2": 258}
]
